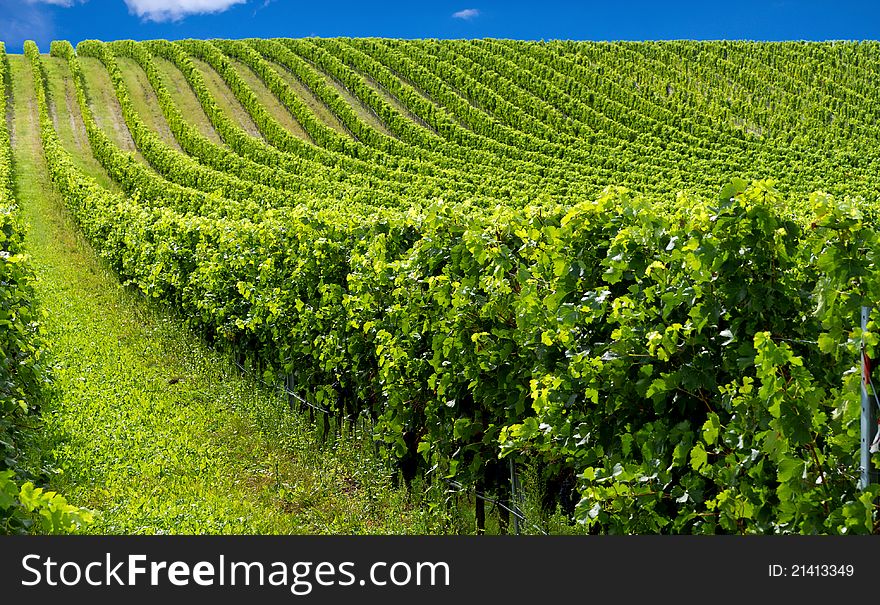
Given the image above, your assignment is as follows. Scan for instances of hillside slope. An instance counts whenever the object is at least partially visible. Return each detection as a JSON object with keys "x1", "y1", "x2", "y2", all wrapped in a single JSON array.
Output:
[{"x1": 4, "y1": 37, "x2": 880, "y2": 534}]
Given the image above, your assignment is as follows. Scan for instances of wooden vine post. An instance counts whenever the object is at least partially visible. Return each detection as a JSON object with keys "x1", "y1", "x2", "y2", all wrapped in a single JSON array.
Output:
[{"x1": 860, "y1": 306, "x2": 879, "y2": 490}]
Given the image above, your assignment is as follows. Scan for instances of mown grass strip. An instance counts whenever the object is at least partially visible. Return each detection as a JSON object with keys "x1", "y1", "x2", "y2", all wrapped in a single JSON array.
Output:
[
  {"x1": 42, "y1": 55, "x2": 119, "y2": 190},
  {"x1": 227, "y1": 57, "x2": 312, "y2": 142},
  {"x1": 151, "y1": 56, "x2": 223, "y2": 144},
  {"x1": 115, "y1": 56, "x2": 182, "y2": 151},
  {"x1": 189, "y1": 56, "x2": 263, "y2": 139},
  {"x1": 264, "y1": 58, "x2": 350, "y2": 137},
  {"x1": 77, "y1": 56, "x2": 143, "y2": 158}
]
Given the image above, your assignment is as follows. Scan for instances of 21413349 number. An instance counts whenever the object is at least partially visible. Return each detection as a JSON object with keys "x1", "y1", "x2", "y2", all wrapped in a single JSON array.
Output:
[{"x1": 769, "y1": 565, "x2": 855, "y2": 578}]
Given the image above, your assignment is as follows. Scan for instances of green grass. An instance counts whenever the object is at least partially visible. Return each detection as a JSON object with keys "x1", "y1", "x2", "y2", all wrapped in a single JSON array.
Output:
[
  {"x1": 267, "y1": 59, "x2": 351, "y2": 137},
  {"x1": 189, "y1": 57, "x2": 263, "y2": 139},
  {"x1": 42, "y1": 55, "x2": 119, "y2": 190},
  {"x1": 151, "y1": 56, "x2": 223, "y2": 144},
  {"x1": 311, "y1": 61, "x2": 394, "y2": 137},
  {"x1": 116, "y1": 56, "x2": 181, "y2": 151},
  {"x1": 8, "y1": 53, "x2": 453, "y2": 535},
  {"x1": 228, "y1": 57, "x2": 312, "y2": 142},
  {"x1": 77, "y1": 56, "x2": 147, "y2": 162},
  {"x1": 361, "y1": 72, "x2": 433, "y2": 132}
]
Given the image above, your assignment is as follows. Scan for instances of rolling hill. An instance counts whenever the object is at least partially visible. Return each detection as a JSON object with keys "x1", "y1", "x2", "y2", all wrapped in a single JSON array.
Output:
[{"x1": 2, "y1": 38, "x2": 879, "y2": 534}]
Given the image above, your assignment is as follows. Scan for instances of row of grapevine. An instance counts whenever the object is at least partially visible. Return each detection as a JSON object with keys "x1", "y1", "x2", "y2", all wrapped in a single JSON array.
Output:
[{"x1": 0, "y1": 42, "x2": 44, "y2": 528}]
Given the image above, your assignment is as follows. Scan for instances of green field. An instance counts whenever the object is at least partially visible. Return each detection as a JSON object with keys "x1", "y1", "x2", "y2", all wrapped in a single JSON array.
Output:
[{"x1": 1, "y1": 38, "x2": 879, "y2": 535}]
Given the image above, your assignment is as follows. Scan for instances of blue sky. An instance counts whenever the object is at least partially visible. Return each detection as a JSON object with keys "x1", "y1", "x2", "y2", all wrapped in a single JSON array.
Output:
[{"x1": 2, "y1": 1, "x2": 880, "y2": 54}]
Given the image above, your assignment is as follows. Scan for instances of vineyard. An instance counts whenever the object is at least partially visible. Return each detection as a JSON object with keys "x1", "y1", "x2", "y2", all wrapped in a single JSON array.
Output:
[{"x1": 1, "y1": 37, "x2": 879, "y2": 534}]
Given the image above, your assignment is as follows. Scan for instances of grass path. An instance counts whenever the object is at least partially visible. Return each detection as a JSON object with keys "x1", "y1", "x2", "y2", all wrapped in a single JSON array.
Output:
[
  {"x1": 190, "y1": 57, "x2": 263, "y2": 139},
  {"x1": 77, "y1": 57, "x2": 144, "y2": 159},
  {"x1": 116, "y1": 56, "x2": 182, "y2": 151},
  {"x1": 268, "y1": 59, "x2": 350, "y2": 137},
  {"x1": 8, "y1": 54, "x2": 438, "y2": 535},
  {"x1": 228, "y1": 58, "x2": 312, "y2": 142},
  {"x1": 152, "y1": 57, "x2": 223, "y2": 144},
  {"x1": 315, "y1": 64, "x2": 394, "y2": 137},
  {"x1": 43, "y1": 55, "x2": 119, "y2": 190}
]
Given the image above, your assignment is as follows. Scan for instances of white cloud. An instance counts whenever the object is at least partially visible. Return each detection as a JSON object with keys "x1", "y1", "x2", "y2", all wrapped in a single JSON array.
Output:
[
  {"x1": 452, "y1": 8, "x2": 480, "y2": 20},
  {"x1": 123, "y1": 0, "x2": 247, "y2": 22}
]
